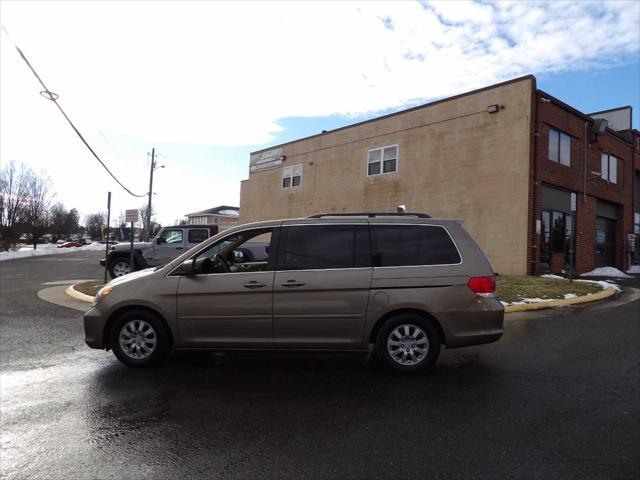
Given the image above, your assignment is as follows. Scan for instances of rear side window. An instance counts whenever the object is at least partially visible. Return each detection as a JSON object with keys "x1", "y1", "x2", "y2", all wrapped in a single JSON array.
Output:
[
  {"x1": 188, "y1": 229, "x2": 209, "y2": 243},
  {"x1": 277, "y1": 225, "x2": 370, "y2": 270},
  {"x1": 370, "y1": 225, "x2": 461, "y2": 267}
]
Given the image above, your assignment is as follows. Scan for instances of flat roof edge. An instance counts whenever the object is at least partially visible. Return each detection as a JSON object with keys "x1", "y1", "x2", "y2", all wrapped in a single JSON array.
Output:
[{"x1": 251, "y1": 74, "x2": 536, "y2": 155}]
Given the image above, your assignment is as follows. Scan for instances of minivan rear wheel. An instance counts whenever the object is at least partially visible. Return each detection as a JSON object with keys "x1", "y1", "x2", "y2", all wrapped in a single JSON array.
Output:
[
  {"x1": 376, "y1": 313, "x2": 441, "y2": 373},
  {"x1": 111, "y1": 310, "x2": 170, "y2": 367}
]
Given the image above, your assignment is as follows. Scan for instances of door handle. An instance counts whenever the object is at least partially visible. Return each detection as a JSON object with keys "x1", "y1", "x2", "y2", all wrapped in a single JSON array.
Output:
[
  {"x1": 282, "y1": 280, "x2": 306, "y2": 287},
  {"x1": 175, "y1": 247, "x2": 184, "y2": 250},
  {"x1": 244, "y1": 281, "x2": 267, "y2": 289}
]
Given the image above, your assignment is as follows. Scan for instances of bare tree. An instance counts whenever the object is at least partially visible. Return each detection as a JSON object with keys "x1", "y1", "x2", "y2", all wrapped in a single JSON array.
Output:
[
  {"x1": 0, "y1": 161, "x2": 30, "y2": 250},
  {"x1": 49, "y1": 202, "x2": 68, "y2": 241},
  {"x1": 85, "y1": 212, "x2": 107, "y2": 240},
  {"x1": 139, "y1": 203, "x2": 156, "y2": 241},
  {"x1": 21, "y1": 170, "x2": 54, "y2": 249}
]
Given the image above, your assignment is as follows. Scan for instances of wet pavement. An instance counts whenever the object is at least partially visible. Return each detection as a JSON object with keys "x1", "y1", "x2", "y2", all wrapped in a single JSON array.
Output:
[{"x1": 1, "y1": 252, "x2": 639, "y2": 479}]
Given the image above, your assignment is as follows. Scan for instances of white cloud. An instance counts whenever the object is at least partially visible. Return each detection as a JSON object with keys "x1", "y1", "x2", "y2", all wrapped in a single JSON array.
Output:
[{"x1": 1, "y1": 0, "x2": 638, "y2": 224}]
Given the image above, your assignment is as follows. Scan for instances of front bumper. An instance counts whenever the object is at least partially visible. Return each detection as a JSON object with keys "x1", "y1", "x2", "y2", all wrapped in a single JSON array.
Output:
[{"x1": 84, "y1": 306, "x2": 108, "y2": 349}]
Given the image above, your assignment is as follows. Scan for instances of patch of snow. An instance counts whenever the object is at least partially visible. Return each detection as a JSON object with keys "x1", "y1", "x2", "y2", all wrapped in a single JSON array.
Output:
[
  {"x1": 576, "y1": 279, "x2": 621, "y2": 292},
  {"x1": 563, "y1": 293, "x2": 577, "y2": 299},
  {"x1": 0, "y1": 243, "x2": 105, "y2": 262},
  {"x1": 540, "y1": 274, "x2": 565, "y2": 280},
  {"x1": 579, "y1": 267, "x2": 632, "y2": 278},
  {"x1": 520, "y1": 297, "x2": 553, "y2": 303},
  {"x1": 627, "y1": 265, "x2": 640, "y2": 274},
  {"x1": 499, "y1": 301, "x2": 509, "y2": 307}
]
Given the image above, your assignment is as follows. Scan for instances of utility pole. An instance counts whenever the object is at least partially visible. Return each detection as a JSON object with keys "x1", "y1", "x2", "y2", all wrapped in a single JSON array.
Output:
[
  {"x1": 146, "y1": 148, "x2": 164, "y2": 241},
  {"x1": 146, "y1": 148, "x2": 155, "y2": 241}
]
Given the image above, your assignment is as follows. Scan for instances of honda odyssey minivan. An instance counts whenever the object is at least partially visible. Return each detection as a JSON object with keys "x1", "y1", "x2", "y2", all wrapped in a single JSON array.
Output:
[{"x1": 84, "y1": 213, "x2": 503, "y2": 373}]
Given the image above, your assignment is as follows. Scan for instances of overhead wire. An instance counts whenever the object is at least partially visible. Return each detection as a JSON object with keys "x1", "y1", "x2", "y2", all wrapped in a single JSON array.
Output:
[{"x1": 1, "y1": 25, "x2": 147, "y2": 198}]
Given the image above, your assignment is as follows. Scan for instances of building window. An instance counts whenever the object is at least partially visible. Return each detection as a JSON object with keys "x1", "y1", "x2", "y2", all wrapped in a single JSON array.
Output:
[
  {"x1": 548, "y1": 128, "x2": 571, "y2": 166},
  {"x1": 282, "y1": 165, "x2": 302, "y2": 188},
  {"x1": 601, "y1": 152, "x2": 618, "y2": 184},
  {"x1": 367, "y1": 145, "x2": 398, "y2": 176}
]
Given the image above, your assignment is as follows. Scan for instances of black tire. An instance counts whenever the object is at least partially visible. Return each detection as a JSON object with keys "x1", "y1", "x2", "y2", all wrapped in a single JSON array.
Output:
[
  {"x1": 375, "y1": 313, "x2": 441, "y2": 374},
  {"x1": 110, "y1": 309, "x2": 171, "y2": 367},
  {"x1": 108, "y1": 257, "x2": 131, "y2": 278}
]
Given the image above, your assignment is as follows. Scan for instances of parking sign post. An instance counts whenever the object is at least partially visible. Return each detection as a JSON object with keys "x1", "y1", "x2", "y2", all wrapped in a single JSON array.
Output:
[
  {"x1": 104, "y1": 192, "x2": 111, "y2": 284},
  {"x1": 125, "y1": 209, "x2": 139, "y2": 274}
]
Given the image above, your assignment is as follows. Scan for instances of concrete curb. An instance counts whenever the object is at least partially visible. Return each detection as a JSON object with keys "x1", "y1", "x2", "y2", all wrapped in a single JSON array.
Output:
[
  {"x1": 504, "y1": 286, "x2": 618, "y2": 313},
  {"x1": 65, "y1": 284, "x2": 94, "y2": 304}
]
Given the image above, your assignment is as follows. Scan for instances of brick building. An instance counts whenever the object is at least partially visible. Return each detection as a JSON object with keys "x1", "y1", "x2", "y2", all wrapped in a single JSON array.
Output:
[{"x1": 240, "y1": 76, "x2": 639, "y2": 276}]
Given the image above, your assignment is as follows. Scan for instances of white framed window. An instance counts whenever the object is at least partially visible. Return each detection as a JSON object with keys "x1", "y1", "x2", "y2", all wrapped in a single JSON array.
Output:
[
  {"x1": 367, "y1": 145, "x2": 398, "y2": 176},
  {"x1": 601, "y1": 152, "x2": 618, "y2": 184},
  {"x1": 548, "y1": 128, "x2": 571, "y2": 166},
  {"x1": 282, "y1": 164, "x2": 302, "y2": 188}
]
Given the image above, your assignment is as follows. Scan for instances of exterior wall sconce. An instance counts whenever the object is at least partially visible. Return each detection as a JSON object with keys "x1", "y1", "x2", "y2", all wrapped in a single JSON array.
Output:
[{"x1": 487, "y1": 104, "x2": 504, "y2": 113}]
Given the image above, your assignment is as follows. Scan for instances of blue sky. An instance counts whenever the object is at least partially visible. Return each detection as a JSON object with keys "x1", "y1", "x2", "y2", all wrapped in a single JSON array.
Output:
[{"x1": 1, "y1": 1, "x2": 639, "y2": 224}]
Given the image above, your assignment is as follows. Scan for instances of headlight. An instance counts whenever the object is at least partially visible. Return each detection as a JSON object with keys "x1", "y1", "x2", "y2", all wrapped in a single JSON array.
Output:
[{"x1": 92, "y1": 286, "x2": 113, "y2": 306}]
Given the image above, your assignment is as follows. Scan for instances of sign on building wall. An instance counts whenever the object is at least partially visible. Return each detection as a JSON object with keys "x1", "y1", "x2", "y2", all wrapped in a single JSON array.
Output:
[{"x1": 250, "y1": 147, "x2": 284, "y2": 174}]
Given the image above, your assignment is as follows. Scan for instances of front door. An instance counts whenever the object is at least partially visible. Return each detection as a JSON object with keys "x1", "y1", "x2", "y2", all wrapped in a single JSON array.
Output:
[
  {"x1": 154, "y1": 228, "x2": 187, "y2": 265},
  {"x1": 273, "y1": 223, "x2": 372, "y2": 348},
  {"x1": 176, "y1": 227, "x2": 276, "y2": 346},
  {"x1": 595, "y1": 216, "x2": 616, "y2": 268}
]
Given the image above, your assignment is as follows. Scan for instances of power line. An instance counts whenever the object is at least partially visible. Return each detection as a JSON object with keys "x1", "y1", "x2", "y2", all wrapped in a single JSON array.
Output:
[{"x1": 1, "y1": 25, "x2": 147, "y2": 198}]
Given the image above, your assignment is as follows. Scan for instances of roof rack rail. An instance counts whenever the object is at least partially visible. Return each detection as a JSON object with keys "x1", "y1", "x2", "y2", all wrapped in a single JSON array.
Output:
[{"x1": 307, "y1": 212, "x2": 431, "y2": 218}]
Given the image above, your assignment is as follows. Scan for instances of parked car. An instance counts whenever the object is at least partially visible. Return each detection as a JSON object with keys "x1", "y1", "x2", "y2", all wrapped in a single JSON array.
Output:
[
  {"x1": 57, "y1": 241, "x2": 83, "y2": 248},
  {"x1": 84, "y1": 213, "x2": 503, "y2": 372},
  {"x1": 100, "y1": 225, "x2": 219, "y2": 278}
]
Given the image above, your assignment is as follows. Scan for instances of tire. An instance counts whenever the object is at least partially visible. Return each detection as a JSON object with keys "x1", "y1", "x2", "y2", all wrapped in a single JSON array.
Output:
[
  {"x1": 108, "y1": 258, "x2": 131, "y2": 278},
  {"x1": 375, "y1": 313, "x2": 441, "y2": 374},
  {"x1": 110, "y1": 310, "x2": 170, "y2": 367}
]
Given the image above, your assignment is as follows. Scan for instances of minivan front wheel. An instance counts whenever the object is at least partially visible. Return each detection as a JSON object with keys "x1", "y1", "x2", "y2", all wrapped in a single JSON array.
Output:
[
  {"x1": 376, "y1": 314, "x2": 441, "y2": 373},
  {"x1": 111, "y1": 310, "x2": 170, "y2": 367}
]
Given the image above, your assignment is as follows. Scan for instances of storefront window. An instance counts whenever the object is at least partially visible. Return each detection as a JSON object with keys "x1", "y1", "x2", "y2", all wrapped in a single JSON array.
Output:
[{"x1": 541, "y1": 209, "x2": 574, "y2": 272}]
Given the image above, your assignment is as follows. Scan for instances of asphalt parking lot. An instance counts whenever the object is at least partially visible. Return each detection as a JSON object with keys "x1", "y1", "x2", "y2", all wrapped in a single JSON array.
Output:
[{"x1": 1, "y1": 251, "x2": 639, "y2": 479}]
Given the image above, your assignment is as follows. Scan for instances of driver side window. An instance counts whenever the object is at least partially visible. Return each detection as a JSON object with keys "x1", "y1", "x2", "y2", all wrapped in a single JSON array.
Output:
[
  {"x1": 159, "y1": 229, "x2": 183, "y2": 244},
  {"x1": 191, "y1": 228, "x2": 273, "y2": 275}
]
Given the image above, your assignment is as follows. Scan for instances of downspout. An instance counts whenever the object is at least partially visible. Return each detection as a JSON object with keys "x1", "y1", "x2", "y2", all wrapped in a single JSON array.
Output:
[
  {"x1": 530, "y1": 79, "x2": 539, "y2": 276},
  {"x1": 583, "y1": 121, "x2": 589, "y2": 203}
]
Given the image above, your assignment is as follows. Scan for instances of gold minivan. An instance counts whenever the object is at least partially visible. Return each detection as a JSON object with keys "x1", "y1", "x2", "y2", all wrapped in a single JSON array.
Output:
[{"x1": 84, "y1": 213, "x2": 503, "y2": 373}]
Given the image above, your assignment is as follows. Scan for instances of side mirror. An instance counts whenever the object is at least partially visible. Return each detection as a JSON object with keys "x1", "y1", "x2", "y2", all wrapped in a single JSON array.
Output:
[
  {"x1": 179, "y1": 258, "x2": 195, "y2": 276},
  {"x1": 233, "y1": 250, "x2": 246, "y2": 263},
  {"x1": 156, "y1": 237, "x2": 165, "y2": 245}
]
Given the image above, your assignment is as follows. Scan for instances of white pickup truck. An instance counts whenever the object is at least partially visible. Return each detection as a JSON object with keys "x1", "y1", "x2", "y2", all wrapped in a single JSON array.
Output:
[{"x1": 101, "y1": 225, "x2": 218, "y2": 278}]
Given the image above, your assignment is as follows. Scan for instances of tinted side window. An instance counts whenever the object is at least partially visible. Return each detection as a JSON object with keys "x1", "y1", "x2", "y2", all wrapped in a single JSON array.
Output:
[
  {"x1": 370, "y1": 225, "x2": 461, "y2": 267},
  {"x1": 278, "y1": 225, "x2": 370, "y2": 270},
  {"x1": 188, "y1": 229, "x2": 209, "y2": 243}
]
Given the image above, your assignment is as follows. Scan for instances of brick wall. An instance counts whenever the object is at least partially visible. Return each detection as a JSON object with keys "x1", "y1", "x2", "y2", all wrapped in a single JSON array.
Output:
[{"x1": 531, "y1": 93, "x2": 635, "y2": 274}]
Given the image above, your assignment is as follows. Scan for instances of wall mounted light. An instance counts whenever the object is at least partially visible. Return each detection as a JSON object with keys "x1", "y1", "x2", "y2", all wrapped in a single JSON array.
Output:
[
  {"x1": 487, "y1": 104, "x2": 500, "y2": 113},
  {"x1": 592, "y1": 118, "x2": 609, "y2": 135}
]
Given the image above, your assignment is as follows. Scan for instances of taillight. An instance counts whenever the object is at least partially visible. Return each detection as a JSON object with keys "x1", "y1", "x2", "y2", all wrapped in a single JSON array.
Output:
[{"x1": 467, "y1": 276, "x2": 496, "y2": 296}]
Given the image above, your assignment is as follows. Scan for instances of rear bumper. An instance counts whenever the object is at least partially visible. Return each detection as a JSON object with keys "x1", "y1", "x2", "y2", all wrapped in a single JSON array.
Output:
[
  {"x1": 439, "y1": 296, "x2": 504, "y2": 348},
  {"x1": 84, "y1": 306, "x2": 107, "y2": 349}
]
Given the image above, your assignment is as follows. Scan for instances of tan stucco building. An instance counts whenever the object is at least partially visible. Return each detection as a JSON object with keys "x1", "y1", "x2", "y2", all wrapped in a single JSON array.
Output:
[{"x1": 240, "y1": 76, "x2": 639, "y2": 276}]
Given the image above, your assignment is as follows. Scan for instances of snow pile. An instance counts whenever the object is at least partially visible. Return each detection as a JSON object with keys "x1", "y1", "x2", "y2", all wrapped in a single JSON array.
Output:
[
  {"x1": 540, "y1": 274, "x2": 565, "y2": 280},
  {"x1": 579, "y1": 267, "x2": 632, "y2": 278},
  {"x1": 627, "y1": 265, "x2": 640, "y2": 274},
  {"x1": 576, "y1": 279, "x2": 621, "y2": 292},
  {"x1": 563, "y1": 293, "x2": 577, "y2": 299},
  {"x1": 0, "y1": 243, "x2": 106, "y2": 262}
]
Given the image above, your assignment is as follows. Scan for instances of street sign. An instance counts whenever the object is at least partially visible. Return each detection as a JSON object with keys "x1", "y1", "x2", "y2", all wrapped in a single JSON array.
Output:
[
  {"x1": 125, "y1": 209, "x2": 139, "y2": 223},
  {"x1": 570, "y1": 193, "x2": 576, "y2": 212}
]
